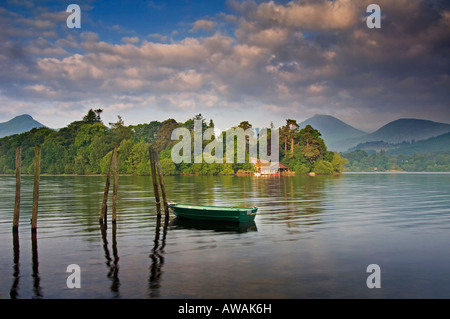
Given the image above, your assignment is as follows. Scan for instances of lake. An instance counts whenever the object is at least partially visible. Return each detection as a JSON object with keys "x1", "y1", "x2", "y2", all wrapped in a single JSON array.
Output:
[{"x1": 0, "y1": 173, "x2": 450, "y2": 299}]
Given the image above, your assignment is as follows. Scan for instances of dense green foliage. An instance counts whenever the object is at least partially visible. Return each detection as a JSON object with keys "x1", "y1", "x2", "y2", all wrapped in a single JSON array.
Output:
[
  {"x1": 279, "y1": 120, "x2": 347, "y2": 174},
  {"x1": 343, "y1": 149, "x2": 450, "y2": 172},
  {"x1": 347, "y1": 132, "x2": 450, "y2": 156},
  {"x1": 0, "y1": 110, "x2": 347, "y2": 175}
]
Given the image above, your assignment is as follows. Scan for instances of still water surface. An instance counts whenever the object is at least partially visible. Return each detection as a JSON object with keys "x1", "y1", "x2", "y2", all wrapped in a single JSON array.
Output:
[{"x1": 1, "y1": 173, "x2": 450, "y2": 299}]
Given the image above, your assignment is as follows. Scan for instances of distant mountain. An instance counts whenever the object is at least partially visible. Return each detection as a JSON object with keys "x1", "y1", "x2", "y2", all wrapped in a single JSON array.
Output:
[
  {"x1": 0, "y1": 114, "x2": 45, "y2": 138},
  {"x1": 362, "y1": 119, "x2": 450, "y2": 145},
  {"x1": 298, "y1": 114, "x2": 367, "y2": 151},
  {"x1": 324, "y1": 118, "x2": 450, "y2": 152}
]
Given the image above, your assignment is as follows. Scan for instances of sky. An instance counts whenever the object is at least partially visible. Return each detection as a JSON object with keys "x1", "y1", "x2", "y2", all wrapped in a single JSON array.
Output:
[{"x1": 0, "y1": 0, "x2": 449, "y2": 132}]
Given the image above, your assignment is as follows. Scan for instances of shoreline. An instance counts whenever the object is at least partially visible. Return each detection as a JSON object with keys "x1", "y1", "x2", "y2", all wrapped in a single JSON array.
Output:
[{"x1": 1, "y1": 171, "x2": 450, "y2": 177}]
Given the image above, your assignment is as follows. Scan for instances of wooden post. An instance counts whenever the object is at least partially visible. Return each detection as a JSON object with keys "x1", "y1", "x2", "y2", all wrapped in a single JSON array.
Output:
[
  {"x1": 100, "y1": 145, "x2": 117, "y2": 223},
  {"x1": 153, "y1": 149, "x2": 169, "y2": 216},
  {"x1": 31, "y1": 145, "x2": 41, "y2": 231},
  {"x1": 149, "y1": 147, "x2": 161, "y2": 216},
  {"x1": 13, "y1": 146, "x2": 21, "y2": 231},
  {"x1": 112, "y1": 148, "x2": 119, "y2": 223}
]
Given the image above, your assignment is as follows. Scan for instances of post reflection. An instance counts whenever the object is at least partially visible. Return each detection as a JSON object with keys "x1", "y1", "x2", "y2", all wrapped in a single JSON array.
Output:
[
  {"x1": 100, "y1": 223, "x2": 120, "y2": 297},
  {"x1": 10, "y1": 230, "x2": 20, "y2": 299},
  {"x1": 148, "y1": 216, "x2": 168, "y2": 298},
  {"x1": 31, "y1": 230, "x2": 42, "y2": 298},
  {"x1": 9, "y1": 230, "x2": 43, "y2": 299}
]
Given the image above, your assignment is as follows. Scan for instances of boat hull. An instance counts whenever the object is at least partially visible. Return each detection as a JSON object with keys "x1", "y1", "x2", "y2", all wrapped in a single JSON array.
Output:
[{"x1": 168, "y1": 203, "x2": 257, "y2": 223}]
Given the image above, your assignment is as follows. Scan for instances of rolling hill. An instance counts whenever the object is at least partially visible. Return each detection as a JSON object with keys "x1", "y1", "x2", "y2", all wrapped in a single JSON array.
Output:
[
  {"x1": 386, "y1": 132, "x2": 450, "y2": 156},
  {"x1": 0, "y1": 114, "x2": 45, "y2": 138}
]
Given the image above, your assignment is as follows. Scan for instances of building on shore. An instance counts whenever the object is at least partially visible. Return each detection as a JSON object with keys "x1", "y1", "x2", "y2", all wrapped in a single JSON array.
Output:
[{"x1": 251, "y1": 157, "x2": 290, "y2": 175}]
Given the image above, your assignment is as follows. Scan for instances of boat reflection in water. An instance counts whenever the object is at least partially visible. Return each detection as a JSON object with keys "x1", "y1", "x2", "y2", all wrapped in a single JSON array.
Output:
[{"x1": 170, "y1": 217, "x2": 258, "y2": 233}]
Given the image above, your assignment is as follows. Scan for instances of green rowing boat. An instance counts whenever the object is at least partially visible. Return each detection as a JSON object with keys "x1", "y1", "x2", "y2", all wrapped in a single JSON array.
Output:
[{"x1": 168, "y1": 203, "x2": 258, "y2": 222}]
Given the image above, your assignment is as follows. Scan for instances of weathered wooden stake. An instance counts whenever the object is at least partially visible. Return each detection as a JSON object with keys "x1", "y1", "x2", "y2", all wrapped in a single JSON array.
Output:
[
  {"x1": 31, "y1": 145, "x2": 41, "y2": 231},
  {"x1": 100, "y1": 145, "x2": 117, "y2": 223},
  {"x1": 149, "y1": 147, "x2": 161, "y2": 216},
  {"x1": 153, "y1": 149, "x2": 169, "y2": 216},
  {"x1": 112, "y1": 148, "x2": 119, "y2": 223},
  {"x1": 13, "y1": 146, "x2": 21, "y2": 231}
]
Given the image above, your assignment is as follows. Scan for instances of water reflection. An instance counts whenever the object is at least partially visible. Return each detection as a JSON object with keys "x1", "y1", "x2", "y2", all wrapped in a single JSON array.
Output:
[
  {"x1": 9, "y1": 230, "x2": 43, "y2": 299},
  {"x1": 3, "y1": 174, "x2": 449, "y2": 298},
  {"x1": 10, "y1": 231, "x2": 20, "y2": 299},
  {"x1": 100, "y1": 223, "x2": 120, "y2": 297},
  {"x1": 148, "y1": 217, "x2": 168, "y2": 298},
  {"x1": 170, "y1": 217, "x2": 258, "y2": 233},
  {"x1": 31, "y1": 231, "x2": 42, "y2": 298}
]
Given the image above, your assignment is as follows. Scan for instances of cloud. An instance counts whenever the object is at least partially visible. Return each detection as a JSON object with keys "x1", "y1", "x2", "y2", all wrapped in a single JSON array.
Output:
[
  {"x1": 190, "y1": 19, "x2": 216, "y2": 32},
  {"x1": 0, "y1": 0, "x2": 449, "y2": 130},
  {"x1": 147, "y1": 33, "x2": 168, "y2": 42},
  {"x1": 121, "y1": 36, "x2": 140, "y2": 44},
  {"x1": 252, "y1": 0, "x2": 359, "y2": 31}
]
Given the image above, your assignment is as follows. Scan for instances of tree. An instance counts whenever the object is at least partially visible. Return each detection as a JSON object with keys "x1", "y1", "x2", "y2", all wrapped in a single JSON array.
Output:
[
  {"x1": 110, "y1": 115, "x2": 133, "y2": 145},
  {"x1": 183, "y1": 114, "x2": 207, "y2": 131},
  {"x1": 154, "y1": 119, "x2": 180, "y2": 152},
  {"x1": 313, "y1": 160, "x2": 334, "y2": 174},
  {"x1": 342, "y1": 150, "x2": 368, "y2": 164},
  {"x1": 83, "y1": 109, "x2": 103, "y2": 124},
  {"x1": 279, "y1": 123, "x2": 290, "y2": 155},
  {"x1": 299, "y1": 125, "x2": 326, "y2": 165},
  {"x1": 160, "y1": 158, "x2": 176, "y2": 175},
  {"x1": 286, "y1": 119, "x2": 299, "y2": 154},
  {"x1": 73, "y1": 122, "x2": 110, "y2": 174},
  {"x1": 294, "y1": 163, "x2": 310, "y2": 174},
  {"x1": 132, "y1": 121, "x2": 161, "y2": 143},
  {"x1": 331, "y1": 152, "x2": 348, "y2": 173}
]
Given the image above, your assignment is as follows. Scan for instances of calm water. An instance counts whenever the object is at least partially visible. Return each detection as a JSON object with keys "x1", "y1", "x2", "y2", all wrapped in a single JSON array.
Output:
[{"x1": 1, "y1": 173, "x2": 450, "y2": 299}]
